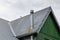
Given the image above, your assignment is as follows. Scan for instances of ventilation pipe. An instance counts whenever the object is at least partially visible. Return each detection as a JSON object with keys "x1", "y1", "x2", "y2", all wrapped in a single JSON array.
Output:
[
  {"x1": 30, "y1": 10, "x2": 34, "y2": 29},
  {"x1": 30, "y1": 10, "x2": 34, "y2": 40}
]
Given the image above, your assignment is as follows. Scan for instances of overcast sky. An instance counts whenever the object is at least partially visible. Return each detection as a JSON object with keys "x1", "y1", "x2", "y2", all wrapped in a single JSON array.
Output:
[{"x1": 0, "y1": 0, "x2": 60, "y2": 26}]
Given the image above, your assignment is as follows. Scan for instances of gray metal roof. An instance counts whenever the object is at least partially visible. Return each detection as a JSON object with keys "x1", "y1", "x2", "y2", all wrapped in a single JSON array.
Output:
[
  {"x1": 0, "y1": 6, "x2": 58, "y2": 40},
  {"x1": 10, "y1": 7, "x2": 52, "y2": 37},
  {"x1": 0, "y1": 18, "x2": 18, "y2": 40}
]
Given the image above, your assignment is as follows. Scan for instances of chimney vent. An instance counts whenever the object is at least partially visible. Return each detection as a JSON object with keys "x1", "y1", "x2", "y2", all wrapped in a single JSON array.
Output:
[
  {"x1": 30, "y1": 10, "x2": 34, "y2": 14},
  {"x1": 30, "y1": 10, "x2": 34, "y2": 29},
  {"x1": 30, "y1": 10, "x2": 34, "y2": 40}
]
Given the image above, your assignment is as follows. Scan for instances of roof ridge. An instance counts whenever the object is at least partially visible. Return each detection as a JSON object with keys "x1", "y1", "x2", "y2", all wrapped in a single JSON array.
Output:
[
  {"x1": 0, "y1": 18, "x2": 9, "y2": 22},
  {"x1": 11, "y1": 6, "x2": 52, "y2": 22}
]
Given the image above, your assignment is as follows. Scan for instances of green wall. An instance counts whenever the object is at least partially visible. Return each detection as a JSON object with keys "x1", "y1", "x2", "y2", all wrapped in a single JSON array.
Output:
[{"x1": 37, "y1": 14, "x2": 60, "y2": 40}]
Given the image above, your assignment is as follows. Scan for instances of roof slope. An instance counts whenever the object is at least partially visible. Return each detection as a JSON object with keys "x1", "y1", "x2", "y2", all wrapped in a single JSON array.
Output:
[
  {"x1": 37, "y1": 12, "x2": 60, "y2": 40},
  {"x1": 10, "y1": 7, "x2": 52, "y2": 37},
  {"x1": 0, "y1": 18, "x2": 18, "y2": 40}
]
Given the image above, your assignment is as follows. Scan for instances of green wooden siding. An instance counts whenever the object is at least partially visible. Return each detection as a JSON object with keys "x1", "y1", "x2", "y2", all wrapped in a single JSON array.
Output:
[{"x1": 36, "y1": 14, "x2": 60, "y2": 40}]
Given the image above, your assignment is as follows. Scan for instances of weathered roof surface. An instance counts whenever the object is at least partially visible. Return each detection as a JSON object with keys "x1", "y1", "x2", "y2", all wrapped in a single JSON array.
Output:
[
  {"x1": 0, "y1": 18, "x2": 18, "y2": 40},
  {"x1": 10, "y1": 6, "x2": 52, "y2": 37}
]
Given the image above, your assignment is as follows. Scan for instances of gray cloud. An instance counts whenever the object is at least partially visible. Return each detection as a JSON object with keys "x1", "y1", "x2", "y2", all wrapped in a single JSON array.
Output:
[
  {"x1": 0, "y1": 0, "x2": 60, "y2": 26},
  {"x1": 0, "y1": 0, "x2": 50, "y2": 21},
  {"x1": 50, "y1": 0, "x2": 60, "y2": 26}
]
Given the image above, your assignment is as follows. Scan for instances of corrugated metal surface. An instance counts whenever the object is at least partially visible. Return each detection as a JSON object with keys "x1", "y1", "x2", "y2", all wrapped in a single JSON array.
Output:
[
  {"x1": 10, "y1": 7, "x2": 51, "y2": 37},
  {"x1": 0, "y1": 18, "x2": 18, "y2": 40}
]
